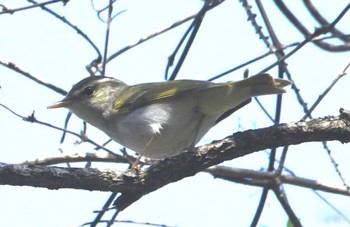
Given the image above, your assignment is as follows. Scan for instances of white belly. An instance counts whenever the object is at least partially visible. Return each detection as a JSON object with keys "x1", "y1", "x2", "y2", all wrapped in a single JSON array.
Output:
[{"x1": 106, "y1": 101, "x2": 216, "y2": 159}]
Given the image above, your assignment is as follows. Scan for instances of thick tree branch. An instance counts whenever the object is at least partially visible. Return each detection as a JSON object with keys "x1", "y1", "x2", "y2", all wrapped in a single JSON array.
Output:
[{"x1": 0, "y1": 115, "x2": 350, "y2": 210}]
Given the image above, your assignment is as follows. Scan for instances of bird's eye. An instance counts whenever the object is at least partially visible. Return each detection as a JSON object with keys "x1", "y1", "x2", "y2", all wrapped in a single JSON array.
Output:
[{"x1": 82, "y1": 86, "x2": 95, "y2": 96}]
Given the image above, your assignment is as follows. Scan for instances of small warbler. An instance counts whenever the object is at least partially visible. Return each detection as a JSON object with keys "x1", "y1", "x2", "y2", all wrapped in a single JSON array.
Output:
[{"x1": 48, "y1": 74, "x2": 291, "y2": 160}]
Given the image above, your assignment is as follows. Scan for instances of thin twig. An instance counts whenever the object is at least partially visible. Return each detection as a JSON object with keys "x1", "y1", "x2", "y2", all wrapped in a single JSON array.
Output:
[
  {"x1": 303, "y1": 0, "x2": 350, "y2": 43},
  {"x1": 0, "y1": 61, "x2": 67, "y2": 95},
  {"x1": 313, "y1": 190, "x2": 350, "y2": 223},
  {"x1": 261, "y1": 2, "x2": 350, "y2": 73},
  {"x1": 89, "y1": 192, "x2": 119, "y2": 227},
  {"x1": 164, "y1": 20, "x2": 194, "y2": 80},
  {"x1": 167, "y1": 1, "x2": 210, "y2": 81},
  {"x1": 300, "y1": 60, "x2": 350, "y2": 189},
  {"x1": 59, "y1": 112, "x2": 72, "y2": 144},
  {"x1": 273, "y1": 186, "x2": 302, "y2": 227},
  {"x1": 240, "y1": 0, "x2": 271, "y2": 49},
  {"x1": 302, "y1": 60, "x2": 350, "y2": 120},
  {"x1": 21, "y1": 152, "x2": 125, "y2": 166},
  {"x1": 0, "y1": 103, "x2": 129, "y2": 163},
  {"x1": 250, "y1": 0, "x2": 291, "y2": 224},
  {"x1": 106, "y1": 1, "x2": 225, "y2": 64},
  {"x1": 101, "y1": 0, "x2": 113, "y2": 77},
  {"x1": 0, "y1": 0, "x2": 67, "y2": 15},
  {"x1": 107, "y1": 209, "x2": 120, "y2": 227},
  {"x1": 275, "y1": 0, "x2": 350, "y2": 51},
  {"x1": 205, "y1": 166, "x2": 350, "y2": 196},
  {"x1": 27, "y1": 0, "x2": 102, "y2": 70},
  {"x1": 81, "y1": 219, "x2": 175, "y2": 227}
]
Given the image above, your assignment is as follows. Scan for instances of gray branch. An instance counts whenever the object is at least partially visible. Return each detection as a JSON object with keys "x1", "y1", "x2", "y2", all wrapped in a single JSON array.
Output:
[{"x1": 0, "y1": 115, "x2": 350, "y2": 211}]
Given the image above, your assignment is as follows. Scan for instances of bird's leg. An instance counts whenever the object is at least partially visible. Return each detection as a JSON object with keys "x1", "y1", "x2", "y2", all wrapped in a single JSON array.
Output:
[
  {"x1": 188, "y1": 114, "x2": 205, "y2": 150},
  {"x1": 131, "y1": 135, "x2": 156, "y2": 169},
  {"x1": 131, "y1": 154, "x2": 143, "y2": 170}
]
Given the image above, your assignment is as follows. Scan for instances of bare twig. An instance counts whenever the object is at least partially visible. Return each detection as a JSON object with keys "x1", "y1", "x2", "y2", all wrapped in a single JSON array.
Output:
[
  {"x1": 303, "y1": 0, "x2": 350, "y2": 43},
  {"x1": 240, "y1": 0, "x2": 271, "y2": 49},
  {"x1": 81, "y1": 219, "x2": 175, "y2": 227},
  {"x1": 1, "y1": 114, "x2": 350, "y2": 212},
  {"x1": 313, "y1": 190, "x2": 350, "y2": 223},
  {"x1": 249, "y1": 0, "x2": 292, "y2": 224},
  {"x1": 273, "y1": 186, "x2": 302, "y2": 227},
  {"x1": 205, "y1": 166, "x2": 350, "y2": 197},
  {"x1": 59, "y1": 112, "x2": 72, "y2": 144},
  {"x1": 21, "y1": 152, "x2": 124, "y2": 166},
  {"x1": 27, "y1": 0, "x2": 102, "y2": 70},
  {"x1": 0, "y1": 61, "x2": 67, "y2": 95},
  {"x1": 0, "y1": 103, "x2": 129, "y2": 163},
  {"x1": 101, "y1": 0, "x2": 113, "y2": 77},
  {"x1": 261, "y1": 2, "x2": 350, "y2": 73},
  {"x1": 89, "y1": 192, "x2": 119, "y2": 227},
  {"x1": 276, "y1": 0, "x2": 350, "y2": 51},
  {"x1": 302, "y1": 60, "x2": 350, "y2": 120},
  {"x1": 167, "y1": 1, "x2": 210, "y2": 81},
  {"x1": 0, "y1": 0, "x2": 68, "y2": 15},
  {"x1": 300, "y1": 60, "x2": 350, "y2": 189},
  {"x1": 207, "y1": 41, "x2": 299, "y2": 82},
  {"x1": 106, "y1": 1, "x2": 225, "y2": 64},
  {"x1": 92, "y1": 2, "x2": 118, "y2": 225}
]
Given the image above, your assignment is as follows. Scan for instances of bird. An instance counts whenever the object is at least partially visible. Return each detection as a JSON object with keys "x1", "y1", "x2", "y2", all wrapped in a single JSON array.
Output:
[{"x1": 48, "y1": 73, "x2": 291, "y2": 163}]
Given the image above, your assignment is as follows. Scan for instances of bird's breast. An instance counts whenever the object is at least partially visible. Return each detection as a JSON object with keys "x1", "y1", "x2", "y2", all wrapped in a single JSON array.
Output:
[{"x1": 106, "y1": 101, "x2": 214, "y2": 159}]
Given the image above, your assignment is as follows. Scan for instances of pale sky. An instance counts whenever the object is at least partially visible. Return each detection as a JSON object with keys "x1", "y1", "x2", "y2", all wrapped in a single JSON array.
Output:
[{"x1": 1, "y1": 1, "x2": 350, "y2": 226}]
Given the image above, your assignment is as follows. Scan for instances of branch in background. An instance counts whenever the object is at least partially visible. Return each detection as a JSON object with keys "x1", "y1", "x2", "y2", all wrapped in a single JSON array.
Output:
[
  {"x1": 206, "y1": 33, "x2": 349, "y2": 82},
  {"x1": 302, "y1": 60, "x2": 350, "y2": 120},
  {"x1": 206, "y1": 164, "x2": 350, "y2": 225},
  {"x1": 303, "y1": 0, "x2": 350, "y2": 43},
  {"x1": 261, "y1": 1, "x2": 350, "y2": 73},
  {"x1": 166, "y1": 1, "x2": 210, "y2": 81},
  {"x1": 247, "y1": 4, "x2": 350, "y2": 216},
  {"x1": 2, "y1": 1, "x2": 350, "y2": 226},
  {"x1": 81, "y1": 219, "x2": 174, "y2": 227},
  {"x1": 240, "y1": 0, "x2": 271, "y2": 49},
  {"x1": 297, "y1": 59, "x2": 350, "y2": 190},
  {"x1": 0, "y1": 61, "x2": 67, "y2": 95},
  {"x1": 204, "y1": 166, "x2": 350, "y2": 197},
  {"x1": 246, "y1": 0, "x2": 292, "y2": 224},
  {"x1": 26, "y1": 0, "x2": 102, "y2": 74},
  {"x1": 276, "y1": 0, "x2": 350, "y2": 52},
  {"x1": 0, "y1": 103, "x2": 130, "y2": 164},
  {"x1": 114, "y1": 113, "x2": 350, "y2": 211},
  {"x1": 21, "y1": 152, "x2": 123, "y2": 166},
  {"x1": 1, "y1": 114, "x2": 349, "y2": 212},
  {"x1": 0, "y1": 0, "x2": 68, "y2": 15},
  {"x1": 100, "y1": 0, "x2": 113, "y2": 77},
  {"x1": 106, "y1": 0, "x2": 225, "y2": 65}
]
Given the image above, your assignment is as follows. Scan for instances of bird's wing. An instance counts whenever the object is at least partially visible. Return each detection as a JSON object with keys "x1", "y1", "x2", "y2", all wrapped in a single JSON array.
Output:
[{"x1": 111, "y1": 80, "x2": 216, "y2": 114}]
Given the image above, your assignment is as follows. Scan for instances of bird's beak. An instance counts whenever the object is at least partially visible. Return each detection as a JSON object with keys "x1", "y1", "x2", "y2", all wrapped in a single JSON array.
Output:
[{"x1": 47, "y1": 99, "x2": 71, "y2": 109}]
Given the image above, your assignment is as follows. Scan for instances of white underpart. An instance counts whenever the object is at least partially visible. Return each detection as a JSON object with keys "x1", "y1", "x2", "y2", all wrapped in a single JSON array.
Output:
[{"x1": 150, "y1": 122, "x2": 163, "y2": 134}]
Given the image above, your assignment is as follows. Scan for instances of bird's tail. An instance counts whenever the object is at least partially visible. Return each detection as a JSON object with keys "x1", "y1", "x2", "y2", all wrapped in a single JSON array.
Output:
[
  {"x1": 229, "y1": 73, "x2": 292, "y2": 97},
  {"x1": 198, "y1": 74, "x2": 291, "y2": 116}
]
